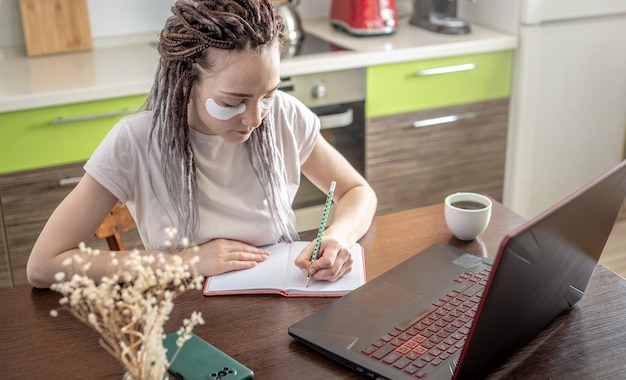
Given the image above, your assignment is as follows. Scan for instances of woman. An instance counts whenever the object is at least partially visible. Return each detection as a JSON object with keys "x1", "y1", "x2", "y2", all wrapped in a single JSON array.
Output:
[{"x1": 26, "y1": 0, "x2": 377, "y2": 288}]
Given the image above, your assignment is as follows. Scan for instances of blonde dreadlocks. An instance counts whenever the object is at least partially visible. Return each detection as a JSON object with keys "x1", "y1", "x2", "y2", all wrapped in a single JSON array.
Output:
[{"x1": 142, "y1": 0, "x2": 297, "y2": 244}]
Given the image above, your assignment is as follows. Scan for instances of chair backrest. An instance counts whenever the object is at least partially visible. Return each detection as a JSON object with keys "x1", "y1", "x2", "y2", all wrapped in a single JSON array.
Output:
[{"x1": 94, "y1": 204, "x2": 137, "y2": 251}]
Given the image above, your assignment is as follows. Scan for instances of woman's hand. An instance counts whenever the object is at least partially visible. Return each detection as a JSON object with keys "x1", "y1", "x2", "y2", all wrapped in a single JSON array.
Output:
[
  {"x1": 294, "y1": 238, "x2": 353, "y2": 282},
  {"x1": 185, "y1": 238, "x2": 270, "y2": 277}
]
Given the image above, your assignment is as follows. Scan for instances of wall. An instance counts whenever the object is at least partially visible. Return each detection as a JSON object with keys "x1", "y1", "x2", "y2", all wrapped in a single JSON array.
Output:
[
  {"x1": 87, "y1": 0, "x2": 173, "y2": 39},
  {"x1": 0, "y1": 0, "x2": 335, "y2": 51},
  {"x1": 1, "y1": 0, "x2": 421, "y2": 51},
  {"x1": 459, "y1": 0, "x2": 521, "y2": 35},
  {"x1": 0, "y1": 0, "x2": 24, "y2": 49},
  {"x1": 0, "y1": 0, "x2": 171, "y2": 50}
]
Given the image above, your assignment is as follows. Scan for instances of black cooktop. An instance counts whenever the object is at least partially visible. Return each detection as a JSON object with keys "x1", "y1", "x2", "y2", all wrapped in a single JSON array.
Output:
[{"x1": 281, "y1": 33, "x2": 349, "y2": 59}]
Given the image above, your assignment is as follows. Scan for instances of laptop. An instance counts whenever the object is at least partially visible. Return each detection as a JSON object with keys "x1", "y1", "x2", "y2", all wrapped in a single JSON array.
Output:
[{"x1": 289, "y1": 159, "x2": 626, "y2": 380}]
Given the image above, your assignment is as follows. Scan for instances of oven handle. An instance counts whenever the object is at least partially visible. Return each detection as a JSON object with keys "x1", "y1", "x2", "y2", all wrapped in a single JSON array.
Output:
[{"x1": 318, "y1": 108, "x2": 354, "y2": 130}]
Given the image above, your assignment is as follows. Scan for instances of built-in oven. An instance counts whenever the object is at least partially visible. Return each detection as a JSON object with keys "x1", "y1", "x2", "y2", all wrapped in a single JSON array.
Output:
[{"x1": 279, "y1": 35, "x2": 366, "y2": 231}]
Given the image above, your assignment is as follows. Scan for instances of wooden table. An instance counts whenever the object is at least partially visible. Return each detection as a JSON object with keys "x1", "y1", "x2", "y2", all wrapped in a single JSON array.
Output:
[{"x1": 1, "y1": 202, "x2": 625, "y2": 379}]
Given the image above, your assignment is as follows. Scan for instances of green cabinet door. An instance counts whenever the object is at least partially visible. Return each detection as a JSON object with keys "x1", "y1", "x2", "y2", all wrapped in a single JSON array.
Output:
[
  {"x1": 0, "y1": 95, "x2": 146, "y2": 174},
  {"x1": 366, "y1": 50, "x2": 513, "y2": 118}
]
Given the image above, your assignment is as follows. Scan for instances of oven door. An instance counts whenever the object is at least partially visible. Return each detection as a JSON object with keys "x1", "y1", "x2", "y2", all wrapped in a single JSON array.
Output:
[{"x1": 293, "y1": 100, "x2": 365, "y2": 231}]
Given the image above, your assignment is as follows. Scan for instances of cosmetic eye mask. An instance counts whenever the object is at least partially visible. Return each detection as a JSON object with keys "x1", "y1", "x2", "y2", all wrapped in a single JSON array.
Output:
[
  {"x1": 260, "y1": 97, "x2": 274, "y2": 110},
  {"x1": 205, "y1": 98, "x2": 246, "y2": 120},
  {"x1": 205, "y1": 97, "x2": 274, "y2": 120}
]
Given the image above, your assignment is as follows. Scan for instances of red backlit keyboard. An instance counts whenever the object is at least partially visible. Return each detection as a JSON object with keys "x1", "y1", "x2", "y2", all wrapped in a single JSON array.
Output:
[{"x1": 360, "y1": 269, "x2": 491, "y2": 378}]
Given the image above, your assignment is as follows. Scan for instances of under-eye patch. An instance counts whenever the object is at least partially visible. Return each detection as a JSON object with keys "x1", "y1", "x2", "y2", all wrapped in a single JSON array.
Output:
[
  {"x1": 205, "y1": 98, "x2": 246, "y2": 120},
  {"x1": 260, "y1": 96, "x2": 274, "y2": 110}
]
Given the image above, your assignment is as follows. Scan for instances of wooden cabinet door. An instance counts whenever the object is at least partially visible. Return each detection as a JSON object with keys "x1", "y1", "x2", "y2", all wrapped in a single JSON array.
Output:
[
  {"x1": 0, "y1": 213, "x2": 9, "y2": 289},
  {"x1": 0, "y1": 163, "x2": 89, "y2": 287},
  {"x1": 366, "y1": 98, "x2": 509, "y2": 215},
  {"x1": 0, "y1": 163, "x2": 142, "y2": 288}
]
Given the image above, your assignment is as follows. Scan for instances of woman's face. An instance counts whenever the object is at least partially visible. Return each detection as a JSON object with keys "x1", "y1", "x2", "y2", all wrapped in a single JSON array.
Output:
[{"x1": 188, "y1": 42, "x2": 281, "y2": 143}]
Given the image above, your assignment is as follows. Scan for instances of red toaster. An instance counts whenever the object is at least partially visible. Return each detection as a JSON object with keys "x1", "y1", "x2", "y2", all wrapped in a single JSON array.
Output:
[{"x1": 330, "y1": 0, "x2": 398, "y2": 36}]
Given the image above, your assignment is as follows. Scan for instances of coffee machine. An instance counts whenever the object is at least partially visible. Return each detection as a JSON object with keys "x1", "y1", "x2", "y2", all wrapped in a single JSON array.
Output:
[{"x1": 410, "y1": 0, "x2": 470, "y2": 35}]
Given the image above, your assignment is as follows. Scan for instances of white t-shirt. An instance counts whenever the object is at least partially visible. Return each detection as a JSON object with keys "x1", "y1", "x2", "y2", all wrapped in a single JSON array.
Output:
[{"x1": 85, "y1": 91, "x2": 319, "y2": 249}]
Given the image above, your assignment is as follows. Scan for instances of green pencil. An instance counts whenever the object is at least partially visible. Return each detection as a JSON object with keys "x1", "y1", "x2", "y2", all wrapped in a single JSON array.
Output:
[{"x1": 306, "y1": 181, "x2": 336, "y2": 287}]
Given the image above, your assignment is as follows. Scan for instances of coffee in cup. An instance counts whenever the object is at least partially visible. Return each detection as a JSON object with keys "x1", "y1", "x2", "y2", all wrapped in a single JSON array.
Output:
[{"x1": 444, "y1": 192, "x2": 492, "y2": 241}]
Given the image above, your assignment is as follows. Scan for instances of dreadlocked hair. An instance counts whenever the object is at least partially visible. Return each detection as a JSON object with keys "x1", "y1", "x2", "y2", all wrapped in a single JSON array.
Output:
[{"x1": 142, "y1": 0, "x2": 297, "y2": 244}]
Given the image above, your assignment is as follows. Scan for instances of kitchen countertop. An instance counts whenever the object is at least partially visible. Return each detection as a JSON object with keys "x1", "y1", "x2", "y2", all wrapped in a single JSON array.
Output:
[{"x1": 0, "y1": 16, "x2": 517, "y2": 113}]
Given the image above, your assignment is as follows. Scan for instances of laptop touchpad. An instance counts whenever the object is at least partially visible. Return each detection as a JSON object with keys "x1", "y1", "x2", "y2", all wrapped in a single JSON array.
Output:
[{"x1": 345, "y1": 282, "x2": 422, "y2": 320}]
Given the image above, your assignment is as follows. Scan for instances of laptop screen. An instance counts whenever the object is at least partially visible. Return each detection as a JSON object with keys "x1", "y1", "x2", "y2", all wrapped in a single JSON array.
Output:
[{"x1": 455, "y1": 159, "x2": 626, "y2": 378}]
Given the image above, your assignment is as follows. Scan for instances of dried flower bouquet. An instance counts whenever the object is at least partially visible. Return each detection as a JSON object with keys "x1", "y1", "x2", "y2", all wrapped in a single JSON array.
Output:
[{"x1": 50, "y1": 233, "x2": 205, "y2": 380}]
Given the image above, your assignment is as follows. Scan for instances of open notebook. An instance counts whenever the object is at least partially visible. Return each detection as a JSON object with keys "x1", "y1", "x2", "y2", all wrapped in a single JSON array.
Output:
[{"x1": 203, "y1": 241, "x2": 365, "y2": 297}]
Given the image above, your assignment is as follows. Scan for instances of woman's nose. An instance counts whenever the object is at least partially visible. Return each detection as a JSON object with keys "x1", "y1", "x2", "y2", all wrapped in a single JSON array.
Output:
[{"x1": 241, "y1": 102, "x2": 265, "y2": 128}]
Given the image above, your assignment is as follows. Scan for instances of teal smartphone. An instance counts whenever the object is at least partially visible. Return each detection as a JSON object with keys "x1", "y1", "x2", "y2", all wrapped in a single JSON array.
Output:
[{"x1": 163, "y1": 332, "x2": 254, "y2": 380}]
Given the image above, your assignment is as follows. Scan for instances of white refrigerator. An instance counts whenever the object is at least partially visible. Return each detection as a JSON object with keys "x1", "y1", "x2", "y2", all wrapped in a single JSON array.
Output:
[{"x1": 503, "y1": 0, "x2": 626, "y2": 218}]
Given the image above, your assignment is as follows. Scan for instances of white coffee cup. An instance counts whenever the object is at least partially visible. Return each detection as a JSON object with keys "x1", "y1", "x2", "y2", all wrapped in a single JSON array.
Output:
[{"x1": 444, "y1": 192, "x2": 492, "y2": 241}]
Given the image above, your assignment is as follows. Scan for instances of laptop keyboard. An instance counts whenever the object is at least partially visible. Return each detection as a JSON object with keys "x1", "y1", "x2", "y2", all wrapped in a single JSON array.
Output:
[{"x1": 360, "y1": 268, "x2": 491, "y2": 378}]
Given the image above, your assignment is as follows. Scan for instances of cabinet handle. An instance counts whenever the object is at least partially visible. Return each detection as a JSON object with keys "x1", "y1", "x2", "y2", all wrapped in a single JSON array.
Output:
[
  {"x1": 412, "y1": 112, "x2": 476, "y2": 128},
  {"x1": 415, "y1": 63, "x2": 478, "y2": 77},
  {"x1": 58, "y1": 176, "x2": 82, "y2": 186},
  {"x1": 52, "y1": 109, "x2": 138, "y2": 125}
]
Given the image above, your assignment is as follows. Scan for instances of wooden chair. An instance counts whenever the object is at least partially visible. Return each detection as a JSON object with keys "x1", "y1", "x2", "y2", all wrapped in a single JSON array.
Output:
[{"x1": 94, "y1": 203, "x2": 137, "y2": 251}]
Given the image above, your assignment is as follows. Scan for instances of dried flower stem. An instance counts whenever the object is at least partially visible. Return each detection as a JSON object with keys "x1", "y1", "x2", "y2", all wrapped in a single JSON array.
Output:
[{"x1": 51, "y1": 234, "x2": 204, "y2": 380}]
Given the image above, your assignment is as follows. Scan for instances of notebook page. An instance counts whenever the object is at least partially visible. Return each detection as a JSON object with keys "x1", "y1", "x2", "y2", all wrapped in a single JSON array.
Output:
[
  {"x1": 285, "y1": 243, "x2": 365, "y2": 294},
  {"x1": 205, "y1": 242, "x2": 291, "y2": 292}
]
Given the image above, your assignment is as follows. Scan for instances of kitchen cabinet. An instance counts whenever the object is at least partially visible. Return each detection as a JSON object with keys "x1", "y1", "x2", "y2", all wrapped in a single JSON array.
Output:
[
  {"x1": 0, "y1": 94, "x2": 146, "y2": 174},
  {"x1": 365, "y1": 51, "x2": 512, "y2": 118},
  {"x1": 367, "y1": 99, "x2": 509, "y2": 214},
  {"x1": 0, "y1": 163, "x2": 95, "y2": 287},
  {"x1": 0, "y1": 162, "x2": 144, "y2": 288},
  {"x1": 365, "y1": 51, "x2": 513, "y2": 214},
  {"x1": 0, "y1": 215, "x2": 9, "y2": 289},
  {"x1": 0, "y1": 95, "x2": 146, "y2": 288}
]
